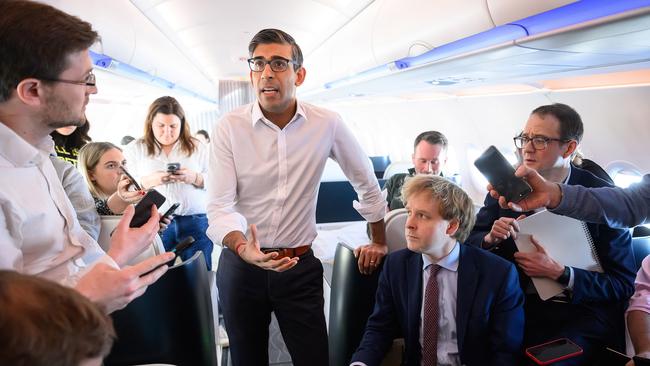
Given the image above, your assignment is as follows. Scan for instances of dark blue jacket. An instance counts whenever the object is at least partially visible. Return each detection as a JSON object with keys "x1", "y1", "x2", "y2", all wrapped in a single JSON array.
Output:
[
  {"x1": 465, "y1": 166, "x2": 636, "y2": 349},
  {"x1": 351, "y1": 245, "x2": 525, "y2": 366}
]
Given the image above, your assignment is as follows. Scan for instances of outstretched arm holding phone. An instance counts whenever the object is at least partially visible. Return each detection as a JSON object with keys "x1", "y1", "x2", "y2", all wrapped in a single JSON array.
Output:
[{"x1": 488, "y1": 165, "x2": 650, "y2": 228}]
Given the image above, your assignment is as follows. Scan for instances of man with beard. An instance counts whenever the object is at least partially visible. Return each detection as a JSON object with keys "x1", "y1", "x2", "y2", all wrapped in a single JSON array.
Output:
[{"x1": 0, "y1": 0, "x2": 174, "y2": 314}]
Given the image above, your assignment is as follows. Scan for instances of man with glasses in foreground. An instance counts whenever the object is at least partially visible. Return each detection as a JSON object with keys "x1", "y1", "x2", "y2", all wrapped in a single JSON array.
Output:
[
  {"x1": 0, "y1": 0, "x2": 174, "y2": 314},
  {"x1": 207, "y1": 29, "x2": 386, "y2": 365},
  {"x1": 465, "y1": 103, "x2": 635, "y2": 364}
]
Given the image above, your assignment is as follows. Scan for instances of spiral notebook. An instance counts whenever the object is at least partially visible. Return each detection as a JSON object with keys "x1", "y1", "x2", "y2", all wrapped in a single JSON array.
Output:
[{"x1": 514, "y1": 210, "x2": 602, "y2": 301}]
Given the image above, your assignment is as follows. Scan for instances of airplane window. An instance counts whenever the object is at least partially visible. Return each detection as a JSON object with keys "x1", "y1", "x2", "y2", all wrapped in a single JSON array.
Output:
[
  {"x1": 612, "y1": 171, "x2": 643, "y2": 188},
  {"x1": 607, "y1": 161, "x2": 643, "y2": 188}
]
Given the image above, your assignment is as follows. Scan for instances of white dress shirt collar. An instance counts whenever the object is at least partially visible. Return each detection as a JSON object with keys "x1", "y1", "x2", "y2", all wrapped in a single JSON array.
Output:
[
  {"x1": 0, "y1": 122, "x2": 52, "y2": 167},
  {"x1": 251, "y1": 101, "x2": 308, "y2": 129},
  {"x1": 422, "y1": 241, "x2": 460, "y2": 272}
]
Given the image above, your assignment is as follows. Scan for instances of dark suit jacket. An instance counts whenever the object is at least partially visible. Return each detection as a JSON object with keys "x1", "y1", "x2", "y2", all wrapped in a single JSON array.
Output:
[
  {"x1": 465, "y1": 166, "x2": 636, "y2": 349},
  {"x1": 351, "y1": 245, "x2": 524, "y2": 366}
]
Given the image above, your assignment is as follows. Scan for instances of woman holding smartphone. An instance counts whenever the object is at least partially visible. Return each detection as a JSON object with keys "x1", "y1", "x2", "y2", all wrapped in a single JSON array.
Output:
[
  {"x1": 78, "y1": 142, "x2": 145, "y2": 215},
  {"x1": 124, "y1": 96, "x2": 211, "y2": 270}
]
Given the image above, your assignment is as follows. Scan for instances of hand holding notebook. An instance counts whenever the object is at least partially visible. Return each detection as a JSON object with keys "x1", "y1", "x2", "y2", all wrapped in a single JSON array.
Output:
[{"x1": 514, "y1": 210, "x2": 602, "y2": 300}]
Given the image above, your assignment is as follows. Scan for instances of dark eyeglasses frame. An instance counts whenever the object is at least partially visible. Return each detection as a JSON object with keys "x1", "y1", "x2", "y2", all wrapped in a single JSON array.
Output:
[
  {"x1": 513, "y1": 135, "x2": 571, "y2": 150},
  {"x1": 247, "y1": 57, "x2": 298, "y2": 73},
  {"x1": 38, "y1": 72, "x2": 96, "y2": 87}
]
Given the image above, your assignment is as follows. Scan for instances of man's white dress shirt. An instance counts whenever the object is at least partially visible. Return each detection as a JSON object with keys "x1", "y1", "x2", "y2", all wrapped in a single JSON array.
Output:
[
  {"x1": 0, "y1": 122, "x2": 115, "y2": 287},
  {"x1": 207, "y1": 101, "x2": 385, "y2": 247},
  {"x1": 421, "y1": 243, "x2": 461, "y2": 366}
]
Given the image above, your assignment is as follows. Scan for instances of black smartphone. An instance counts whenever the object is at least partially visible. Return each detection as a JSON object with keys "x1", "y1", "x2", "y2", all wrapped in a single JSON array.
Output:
[
  {"x1": 170, "y1": 236, "x2": 195, "y2": 257},
  {"x1": 598, "y1": 347, "x2": 631, "y2": 366},
  {"x1": 119, "y1": 166, "x2": 142, "y2": 191},
  {"x1": 160, "y1": 203, "x2": 180, "y2": 222},
  {"x1": 525, "y1": 338, "x2": 583, "y2": 365},
  {"x1": 129, "y1": 189, "x2": 166, "y2": 228},
  {"x1": 635, "y1": 356, "x2": 650, "y2": 366},
  {"x1": 140, "y1": 236, "x2": 195, "y2": 277},
  {"x1": 167, "y1": 162, "x2": 181, "y2": 174},
  {"x1": 474, "y1": 145, "x2": 532, "y2": 203}
]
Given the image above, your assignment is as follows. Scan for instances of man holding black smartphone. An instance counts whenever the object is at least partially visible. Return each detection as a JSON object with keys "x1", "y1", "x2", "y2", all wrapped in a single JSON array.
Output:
[
  {"x1": 466, "y1": 103, "x2": 636, "y2": 365},
  {"x1": 0, "y1": 1, "x2": 174, "y2": 314}
]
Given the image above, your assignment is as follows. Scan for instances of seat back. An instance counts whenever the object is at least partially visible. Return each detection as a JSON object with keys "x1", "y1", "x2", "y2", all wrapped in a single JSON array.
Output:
[
  {"x1": 382, "y1": 162, "x2": 411, "y2": 179},
  {"x1": 97, "y1": 215, "x2": 121, "y2": 252},
  {"x1": 575, "y1": 159, "x2": 615, "y2": 185},
  {"x1": 98, "y1": 215, "x2": 163, "y2": 265},
  {"x1": 385, "y1": 208, "x2": 408, "y2": 253},
  {"x1": 370, "y1": 155, "x2": 392, "y2": 179},
  {"x1": 328, "y1": 243, "x2": 382, "y2": 366},
  {"x1": 104, "y1": 252, "x2": 216, "y2": 366},
  {"x1": 632, "y1": 235, "x2": 650, "y2": 271}
]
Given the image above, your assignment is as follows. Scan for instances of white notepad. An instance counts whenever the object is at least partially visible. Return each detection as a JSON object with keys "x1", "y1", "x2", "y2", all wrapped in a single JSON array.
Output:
[{"x1": 514, "y1": 210, "x2": 602, "y2": 301}]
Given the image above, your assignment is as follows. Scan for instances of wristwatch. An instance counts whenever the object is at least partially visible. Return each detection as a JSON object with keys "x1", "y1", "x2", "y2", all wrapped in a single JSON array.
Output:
[{"x1": 557, "y1": 266, "x2": 571, "y2": 287}]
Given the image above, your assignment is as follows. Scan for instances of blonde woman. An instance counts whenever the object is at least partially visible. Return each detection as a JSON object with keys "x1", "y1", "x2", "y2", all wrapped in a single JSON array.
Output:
[{"x1": 78, "y1": 142, "x2": 144, "y2": 215}]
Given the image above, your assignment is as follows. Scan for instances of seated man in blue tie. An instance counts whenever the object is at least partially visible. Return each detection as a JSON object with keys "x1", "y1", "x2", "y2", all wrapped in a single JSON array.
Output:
[{"x1": 351, "y1": 175, "x2": 524, "y2": 366}]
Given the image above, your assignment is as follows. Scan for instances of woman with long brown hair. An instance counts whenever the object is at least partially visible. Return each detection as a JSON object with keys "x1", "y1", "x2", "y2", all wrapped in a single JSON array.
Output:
[{"x1": 124, "y1": 96, "x2": 212, "y2": 270}]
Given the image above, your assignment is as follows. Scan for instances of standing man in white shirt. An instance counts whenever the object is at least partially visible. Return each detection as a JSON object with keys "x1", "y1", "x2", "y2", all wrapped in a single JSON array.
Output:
[
  {"x1": 0, "y1": 0, "x2": 174, "y2": 314},
  {"x1": 207, "y1": 28, "x2": 387, "y2": 366}
]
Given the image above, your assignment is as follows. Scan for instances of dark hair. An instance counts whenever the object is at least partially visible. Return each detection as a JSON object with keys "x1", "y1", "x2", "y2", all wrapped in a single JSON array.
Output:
[
  {"x1": 120, "y1": 135, "x2": 135, "y2": 146},
  {"x1": 196, "y1": 129, "x2": 210, "y2": 141},
  {"x1": 0, "y1": 0, "x2": 99, "y2": 102},
  {"x1": 413, "y1": 130, "x2": 448, "y2": 151},
  {"x1": 531, "y1": 103, "x2": 584, "y2": 143},
  {"x1": 0, "y1": 270, "x2": 115, "y2": 366},
  {"x1": 50, "y1": 121, "x2": 92, "y2": 152},
  {"x1": 401, "y1": 175, "x2": 475, "y2": 243},
  {"x1": 248, "y1": 29, "x2": 303, "y2": 70},
  {"x1": 142, "y1": 96, "x2": 197, "y2": 157}
]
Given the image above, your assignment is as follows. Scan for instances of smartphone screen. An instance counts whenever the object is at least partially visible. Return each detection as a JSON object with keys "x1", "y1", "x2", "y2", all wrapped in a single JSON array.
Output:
[
  {"x1": 526, "y1": 338, "x2": 583, "y2": 365},
  {"x1": 167, "y1": 162, "x2": 180, "y2": 173},
  {"x1": 129, "y1": 189, "x2": 166, "y2": 228},
  {"x1": 474, "y1": 145, "x2": 532, "y2": 203}
]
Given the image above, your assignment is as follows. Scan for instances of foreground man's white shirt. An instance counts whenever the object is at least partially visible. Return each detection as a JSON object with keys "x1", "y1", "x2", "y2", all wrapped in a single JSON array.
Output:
[{"x1": 0, "y1": 122, "x2": 116, "y2": 286}]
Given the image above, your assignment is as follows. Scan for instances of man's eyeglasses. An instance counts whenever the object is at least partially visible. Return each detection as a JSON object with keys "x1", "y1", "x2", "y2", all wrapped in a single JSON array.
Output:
[
  {"x1": 39, "y1": 72, "x2": 96, "y2": 87},
  {"x1": 513, "y1": 135, "x2": 570, "y2": 150},
  {"x1": 247, "y1": 57, "x2": 297, "y2": 72}
]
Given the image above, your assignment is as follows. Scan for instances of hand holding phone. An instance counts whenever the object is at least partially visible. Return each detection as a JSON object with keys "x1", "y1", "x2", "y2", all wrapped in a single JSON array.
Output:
[
  {"x1": 526, "y1": 338, "x2": 583, "y2": 365},
  {"x1": 140, "y1": 236, "x2": 195, "y2": 277},
  {"x1": 130, "y1": 189, "x2": 166, "y2": 228},
  {"x1": 474, "y1": 145, "x2": 532, "y2": 203},
  {"x1": 160, "y1": 203, "x2": 180, "y2": 223},
  {"x1": 119, "y1": 166, "x2": 142, "y2": 191}
]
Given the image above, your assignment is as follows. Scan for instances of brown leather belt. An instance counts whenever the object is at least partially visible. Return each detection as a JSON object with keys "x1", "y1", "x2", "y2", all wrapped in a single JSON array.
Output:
[{"x1": 260, "y1": 245, "x2": 311, "y2": 260}]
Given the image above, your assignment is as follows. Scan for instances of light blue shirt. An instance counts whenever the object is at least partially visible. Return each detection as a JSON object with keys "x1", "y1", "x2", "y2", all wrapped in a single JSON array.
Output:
[{"x1": 420, "y1": 242, "x2": 461, "y2": 366}]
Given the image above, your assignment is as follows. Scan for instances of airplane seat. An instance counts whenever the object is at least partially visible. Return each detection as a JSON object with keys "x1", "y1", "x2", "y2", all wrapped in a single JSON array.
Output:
[
  {"x1": 328, "y1": 242, "x2": 383, "y2": 366},
  {"x1": 633, "y1": 225, "x2": 650, "y2": 237},
  {"x1": 370, "y1": 155, "x2": 392, "y2": 179},
  {"x1": 97, "y1": 215, "x2": 164, "y2": 265},
  {"x1": 573, "y1": 159, "x2": 614, "y2": 185},
  {"x1": 321, "y1": 157, "x2": 375, "y2": 182},
  {"x1": 104, "y1": 251, "x2": 216, "y2": 366},
  {"x1": 632, "y1": 235, "x2": 650, "y2": 271},
  {"x1": 382, "y1": 162, "x2": 411, "y2": 180},
  {"x1": 385, "y1": 208, "x2": 408, "y2": 253}
]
